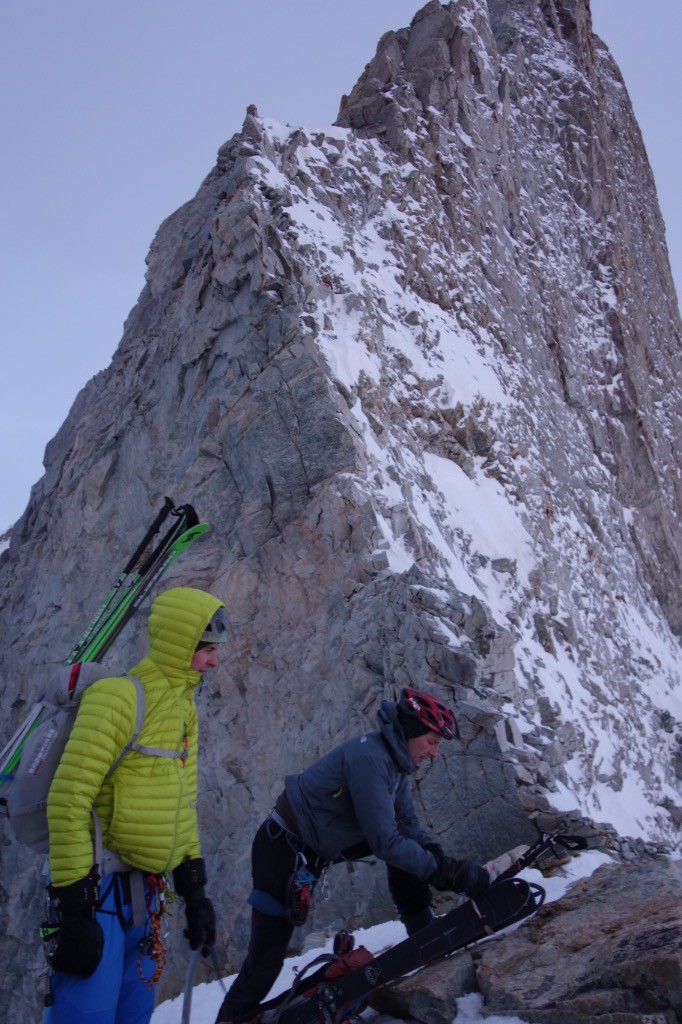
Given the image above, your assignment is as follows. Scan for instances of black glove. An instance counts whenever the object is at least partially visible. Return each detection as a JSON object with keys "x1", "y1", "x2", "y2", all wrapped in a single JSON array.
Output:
[
  {"x1": 185, "y1": 895, "x2": 216, "y2": 953},
  {"x1": 423, "y1": 841, "x2": 444, "y2": 861},
  {"x1": 46, "y1": 869, "x2": 104, "y2": 978},
  {"x1": 49, "y1": 916, "x2": 105, "y2": 977},
  {"x1": 424, "y1": 842, "x2": 448, "y2": 884},
  {"x1": 429, "y1": 853, "x2": 491, "y2": 898},
  {"x1": 173, "y1": 857, "x2": 216, "y2": 953}
]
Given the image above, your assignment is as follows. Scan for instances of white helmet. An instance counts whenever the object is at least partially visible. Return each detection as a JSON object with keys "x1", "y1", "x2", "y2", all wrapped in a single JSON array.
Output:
[{"x1": 199, "y1": 607, "x2": 227, "y2": 644}]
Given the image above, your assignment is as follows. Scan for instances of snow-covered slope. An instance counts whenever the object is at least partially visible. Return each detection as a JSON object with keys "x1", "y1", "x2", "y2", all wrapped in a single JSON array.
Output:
[{"x1": 225, "y1": 0, "x2": 681, "y2": 849}]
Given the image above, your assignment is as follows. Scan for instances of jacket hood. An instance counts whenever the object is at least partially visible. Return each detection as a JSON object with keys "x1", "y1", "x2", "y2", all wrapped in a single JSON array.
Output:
[
  {"x1": 378, "y1": 700, "x2": 416, "y2": 774},
  {"x1": 146, "y1": 587, "x2": 225, "y2": 678}
]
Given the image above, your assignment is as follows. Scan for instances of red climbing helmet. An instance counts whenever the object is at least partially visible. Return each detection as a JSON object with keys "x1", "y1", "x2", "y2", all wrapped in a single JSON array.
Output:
[{"x1": 398, "y1": 688, "x2": 457, "y2": 740}]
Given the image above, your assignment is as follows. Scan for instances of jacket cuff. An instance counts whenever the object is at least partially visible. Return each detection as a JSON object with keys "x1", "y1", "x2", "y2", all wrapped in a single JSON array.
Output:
[{"x1": 173, "y1": 857, "x2": 207, "y2": 898}]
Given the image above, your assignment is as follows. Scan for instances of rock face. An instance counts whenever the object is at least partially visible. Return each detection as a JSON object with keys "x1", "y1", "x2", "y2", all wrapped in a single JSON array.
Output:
[
  {"x1": 0, "y1": 0, "x2": 680, "y2": 1019},
  {"x1": 475, "y1": 860, "x2": 682, "y2": 1022},
  {"x1": 377, "y1": 859, "x2": 682, "y2": 1023}
]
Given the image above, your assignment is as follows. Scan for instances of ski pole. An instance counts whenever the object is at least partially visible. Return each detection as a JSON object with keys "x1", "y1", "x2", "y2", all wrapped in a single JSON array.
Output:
[
  {"x1": 67, "y1": 506, "x2": 201, "y2": 665},
  {"x1": 121, "y1": 497, "x2": 177, "y2": 575},
  {"x1": 181, "y1": 946, "x2": 227, "y2": 1024},
  {"x1": 135, "y1": 504, "x2": 199, "y2": 580},
  {"x1": 66, "y1": 497, "x2": 179, "y2": 664},
  {"x1": 493, "y1": 831, "x2": 588, "y2": 883},
  {"x1": 181, "y1": 948, "x2": 201, "y2": 1024},
  {"x1": 80, "y1": 522, "x2": 209, "y2": 663}
]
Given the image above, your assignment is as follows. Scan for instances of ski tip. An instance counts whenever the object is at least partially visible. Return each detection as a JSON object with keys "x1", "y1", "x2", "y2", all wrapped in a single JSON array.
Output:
[
  {"x1": 188, "y1": 522, "x2": 210, "y2": 541},
  {"x1": 174, "y1": 523, "x2": 211, "y2": 549}
]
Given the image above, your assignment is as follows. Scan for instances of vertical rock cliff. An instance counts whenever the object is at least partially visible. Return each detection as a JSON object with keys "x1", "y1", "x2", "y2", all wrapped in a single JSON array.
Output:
[{"x1": 0, "y1": 1, "x2": 680, "y2": 1017}]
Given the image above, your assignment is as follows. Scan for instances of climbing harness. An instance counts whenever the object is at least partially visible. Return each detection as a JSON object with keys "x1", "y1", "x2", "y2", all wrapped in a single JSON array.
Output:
[
  {"x1": 285, "y1": 851, "x2": 317, "y2": 926},
  {"x1": 137, "y1": 874, "x2": 169, "y2": 988}
]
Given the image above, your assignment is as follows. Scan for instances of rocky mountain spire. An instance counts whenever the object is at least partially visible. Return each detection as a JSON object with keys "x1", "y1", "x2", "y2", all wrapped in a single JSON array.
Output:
[{"x1": 0, "y1": 1, "x2": 680, "y2": 1017}]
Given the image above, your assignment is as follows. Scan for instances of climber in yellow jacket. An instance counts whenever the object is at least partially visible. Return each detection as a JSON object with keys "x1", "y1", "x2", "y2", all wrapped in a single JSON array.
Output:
[{"x1": 44, "y1": 586, "x2": 226, "y2": 1024}]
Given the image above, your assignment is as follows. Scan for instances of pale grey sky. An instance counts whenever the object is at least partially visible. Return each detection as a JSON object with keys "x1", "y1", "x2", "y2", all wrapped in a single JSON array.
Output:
[{"x1": 1, "y1": 1, "x2": 679, "y2": 530}]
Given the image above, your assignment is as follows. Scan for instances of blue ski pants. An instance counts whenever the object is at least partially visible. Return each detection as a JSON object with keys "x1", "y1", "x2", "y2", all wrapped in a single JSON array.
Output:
[{"x1": 44, "y1": 872, "x2": 158, "y2": 1024}]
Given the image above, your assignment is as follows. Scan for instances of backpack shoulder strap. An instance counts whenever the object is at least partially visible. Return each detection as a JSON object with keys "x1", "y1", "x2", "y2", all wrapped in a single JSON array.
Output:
[
  {"x1": 104, "y1": 675, "x2": 184, "y2": 778},
  {"x1": 93, "y1": 675, "x2": 184, "y2": 872}
]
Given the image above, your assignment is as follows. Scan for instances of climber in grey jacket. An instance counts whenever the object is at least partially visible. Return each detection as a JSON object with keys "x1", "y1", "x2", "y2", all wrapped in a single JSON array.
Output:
[
  {"x1": 215, "y1": 687, "x2": 491, "y2": 1024},
  {"x1": 285, "y1": 698, "x2": 440, "y2": 880}
]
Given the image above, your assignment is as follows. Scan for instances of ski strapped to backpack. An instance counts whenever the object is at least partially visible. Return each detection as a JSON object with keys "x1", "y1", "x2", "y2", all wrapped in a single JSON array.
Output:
[{"x1": 0, "y1": 498, "x2": 209, "y2": 848}]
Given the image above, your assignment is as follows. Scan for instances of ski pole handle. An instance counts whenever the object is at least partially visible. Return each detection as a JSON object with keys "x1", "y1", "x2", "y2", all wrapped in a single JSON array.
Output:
[{"x1": 121, "y1": 496, "x2": 175, "y2": 575}]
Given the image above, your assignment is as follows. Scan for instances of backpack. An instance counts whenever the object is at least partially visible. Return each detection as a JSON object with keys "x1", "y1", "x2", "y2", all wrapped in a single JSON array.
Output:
[{"x1": 2, "y1": 663, "x2": 153, "y2": 853}]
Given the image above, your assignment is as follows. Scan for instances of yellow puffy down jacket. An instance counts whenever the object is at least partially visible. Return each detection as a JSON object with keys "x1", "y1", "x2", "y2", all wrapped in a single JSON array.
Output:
[{"x1": 47, "y1": 587, "x2": 224, "y2": 886}]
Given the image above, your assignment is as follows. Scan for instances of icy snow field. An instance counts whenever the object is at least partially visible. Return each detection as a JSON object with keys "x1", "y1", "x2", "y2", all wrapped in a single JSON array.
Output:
[{"x1": 153, "y1": 849, "x2": 615, "y2": 1024}]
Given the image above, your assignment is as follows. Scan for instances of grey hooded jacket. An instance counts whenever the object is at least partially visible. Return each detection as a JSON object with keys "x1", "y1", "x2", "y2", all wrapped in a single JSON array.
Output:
[{"x1": 284, "y1": 700, "x2": 438, "y2": 881}]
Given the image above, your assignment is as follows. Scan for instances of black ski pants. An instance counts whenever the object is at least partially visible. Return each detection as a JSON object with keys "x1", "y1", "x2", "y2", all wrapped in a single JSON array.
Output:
[{"x1": 214, "y1": 816, "x2": 431, "y2": 1024}]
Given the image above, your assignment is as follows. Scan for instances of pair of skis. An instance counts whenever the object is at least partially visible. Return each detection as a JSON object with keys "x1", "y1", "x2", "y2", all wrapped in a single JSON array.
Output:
[
  {"x1": 0, "y1": 499, "x2": 208, "y2": 800},
  {"x1": 65, "y1": 498, "x2": 207, "y2": 664},
  {"x1": 254, "y1": 832, "x2": 587, "y2": 1024}
]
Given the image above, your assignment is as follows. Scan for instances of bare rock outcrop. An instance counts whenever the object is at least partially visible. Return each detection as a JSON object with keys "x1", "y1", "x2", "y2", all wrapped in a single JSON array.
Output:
[{"x1": 375, "y1": 858, "x2": 682, "y2": 1023}]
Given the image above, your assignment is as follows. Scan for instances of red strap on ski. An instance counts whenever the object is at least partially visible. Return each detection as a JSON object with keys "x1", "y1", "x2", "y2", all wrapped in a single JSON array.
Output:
[{"x1": 67, "y1": 663, "x2": 81, "y2": 699}]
